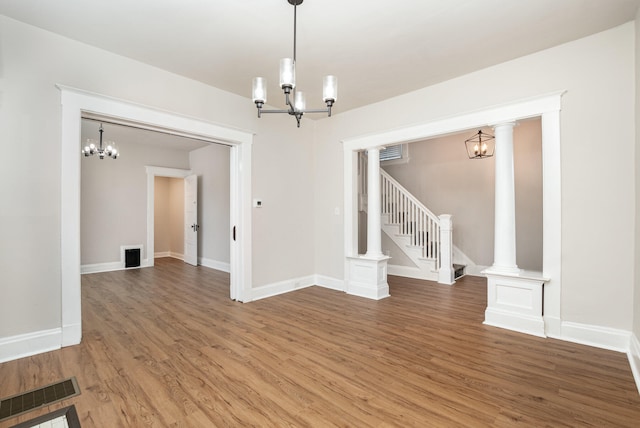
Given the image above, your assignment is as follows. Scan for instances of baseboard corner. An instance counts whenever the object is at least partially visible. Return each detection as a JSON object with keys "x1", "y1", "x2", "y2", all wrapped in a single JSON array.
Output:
[{"x1": 628, "y1": 333, "x2": 640, "y2": 395}]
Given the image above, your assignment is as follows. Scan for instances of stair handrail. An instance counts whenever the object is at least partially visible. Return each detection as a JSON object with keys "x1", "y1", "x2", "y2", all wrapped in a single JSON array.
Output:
[
  {"x1": 380, "y1": 170, "x2": 439, "y2": 224},
  {"x1": 380, "y1": 169, "x2": 442, "y2": 262}
]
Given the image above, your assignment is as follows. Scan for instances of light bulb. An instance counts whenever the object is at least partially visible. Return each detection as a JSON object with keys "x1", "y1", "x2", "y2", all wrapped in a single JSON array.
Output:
[
  {"x1": 252, "y1": 77, "x2": 267, "y2": 103},
  {"x1": 323, "y1": 75, "x2": 338, "y2": 102},
  {"x1": 279, "y1": 58, "x2": 295, "y2": 89},
  {"x1": 294, "y1": 91, "x2": 306, "y2": 111}
]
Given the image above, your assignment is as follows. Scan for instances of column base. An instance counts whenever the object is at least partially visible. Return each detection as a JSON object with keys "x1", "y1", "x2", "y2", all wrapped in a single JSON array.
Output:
[
  {"x1": 345, "y1": 256, "x2": 390, "y2": 300},
  {"x1": 482, "y1": 270, "x2": 548, "y2": 337}
]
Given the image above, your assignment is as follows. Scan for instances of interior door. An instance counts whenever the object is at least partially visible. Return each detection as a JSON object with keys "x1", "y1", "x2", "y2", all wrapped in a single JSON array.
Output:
[{"x1": 184, "y1": 174, "x2": 198, "y2": 266}]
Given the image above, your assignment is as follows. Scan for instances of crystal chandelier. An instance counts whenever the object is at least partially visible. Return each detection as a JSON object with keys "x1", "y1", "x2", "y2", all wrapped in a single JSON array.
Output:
[
  {"x1": 82, "y1": 123, "x2": 119, "y2": 159},
  {"x1": 252, "y1": 0, "x2": 337, "y2": 127},
  {"x1": 465, "y1": 130, "x2": 495, "y2": 159}
]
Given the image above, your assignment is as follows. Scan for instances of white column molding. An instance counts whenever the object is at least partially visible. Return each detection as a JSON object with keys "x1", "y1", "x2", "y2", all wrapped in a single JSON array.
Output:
[
  {"x1": 438, "y1": 214, "x2": 455, "y2": 285},
  {"x1": 487, "y1": 121, "x2": 520, "y2": 275},
  {"x1": 365, "y1": 147, "x2": 384, "y2": 258}
]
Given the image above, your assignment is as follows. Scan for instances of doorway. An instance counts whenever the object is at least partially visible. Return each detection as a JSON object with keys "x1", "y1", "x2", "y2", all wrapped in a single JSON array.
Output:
[
  {"x1": 59, "y1": 85, "x2": 253, "y2": 347},
  {"x1": 342, "y1": 92, "x2": 563, "y2": 336}
]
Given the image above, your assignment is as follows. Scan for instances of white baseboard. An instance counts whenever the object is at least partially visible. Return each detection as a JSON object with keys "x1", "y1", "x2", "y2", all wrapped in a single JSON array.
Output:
[
  {"x1": 199, "y1": 257, "x2": 230, "y2": 273},
  {"x1": 251, "y1": 275, "x2": 316, "y2": 301},
  {"x1": 0, "y1": 328, "x2": 61, "y2": 363},
  {"x1": 314, "y1": 275, "x2": 345, "y2": 291},
  {"x1": 387, "y1": 264, "x2": 438, "y2": 281},
  {"x1": 558, "y1": 321, "x2": 631, "y2": 353},
  {"x1": 628, "y1": 333, "x2": 640, "y2": 394},
  {"x1": 81, "y1": 258, "x2": 151, "y2": 274},
  {"x1": 156, "y1": 252, "x2": 184, "y2": 260},
  {"x1": 484, "y1": 308, "x2": 546, "y2": 338},
  {"x1": 465, "y1": 265, "x2": 490, "y2": 277}
]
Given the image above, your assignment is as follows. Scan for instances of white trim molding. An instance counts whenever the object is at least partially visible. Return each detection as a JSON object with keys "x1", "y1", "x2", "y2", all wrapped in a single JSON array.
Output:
[
  {"x1": 0, "y1": 328, "x2": 62, "y2": 364},
  {"x1": 199, "y1": 257, "x2": 231, "y2": 273},
  {"x1": 628, "y1": 333, "x2": 640, "y2": 394},
  {"x1": 250, "y1": 276, "x2": 317, "y2": 301},
  {"x1": 558, "y1": 321, "x2": 631, "y2": 353},
  {"x1": 314, "y1": 275, "x2": 345, "y2": 291}
]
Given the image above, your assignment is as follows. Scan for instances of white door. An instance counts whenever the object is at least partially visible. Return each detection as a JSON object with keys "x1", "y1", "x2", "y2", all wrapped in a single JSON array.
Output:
[{"x1": 184, "y1": 174, "x2": 198, "y2": 266}]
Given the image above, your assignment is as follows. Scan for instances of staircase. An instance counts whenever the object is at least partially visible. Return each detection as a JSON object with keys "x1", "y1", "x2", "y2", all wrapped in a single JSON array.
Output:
[
  {"x1": 359, "y1": 153, "x2": 465, "y2": 283},
  {"x1": 381, "y1": 169, "x2": 453, "y2": 282}
]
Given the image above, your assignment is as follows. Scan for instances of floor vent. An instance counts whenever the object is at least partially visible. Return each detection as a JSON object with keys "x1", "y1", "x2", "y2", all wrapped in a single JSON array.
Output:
[{"x1": 0, "y1": 377, "x2": 80, "y2": 423}]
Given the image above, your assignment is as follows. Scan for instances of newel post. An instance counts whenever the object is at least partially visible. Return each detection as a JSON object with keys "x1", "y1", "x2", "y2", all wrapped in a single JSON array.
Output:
[{"x1": 438, "y1": 214, "x2": 455, "y2": 285}]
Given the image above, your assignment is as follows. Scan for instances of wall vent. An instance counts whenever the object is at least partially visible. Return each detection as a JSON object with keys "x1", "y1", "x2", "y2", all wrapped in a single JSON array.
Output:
[
  {"x1": 125, "y1": 248, "x2": 141, "y2": 268},
  {"x1": 121, "y1": 245, "x2": 143, "y2": 269}
]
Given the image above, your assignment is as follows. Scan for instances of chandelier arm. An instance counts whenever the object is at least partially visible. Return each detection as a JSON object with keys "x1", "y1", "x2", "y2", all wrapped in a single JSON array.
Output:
[
  {"x1": 300, "y1": 108, "x2": 331, "y2": 114},
  {"x1": 259, "y1": 109, "x2": 295, "y2": 114}
]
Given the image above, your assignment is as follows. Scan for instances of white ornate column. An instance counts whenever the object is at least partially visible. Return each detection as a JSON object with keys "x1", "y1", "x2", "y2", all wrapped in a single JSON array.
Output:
[
  {"x1": 483, "y1": 122, "x2": 547, "y2": 337},
  {"x1": 366, "y1": 147, "x2": 383, "y2": 257},
  {"x1": 345, "y1": 147, "x2": 390, "y2": 300},
  {"x1": 489, "y1": 122, "x2": 519, "y2": 274},
  {"x1": 438, "y1": 214, "x2": 455, "y2": 285}
]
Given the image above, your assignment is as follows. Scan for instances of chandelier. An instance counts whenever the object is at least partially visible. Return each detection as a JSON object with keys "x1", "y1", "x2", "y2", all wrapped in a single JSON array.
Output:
[
  {"x1": 82, "y1": 123, "x2": 119, "y2": 159},
  {"x1": 252, "y1": 0, "x2": 337, "y2": 127},
  {"x1": 465, "y1": 130, "x2": 495, "y2": 159}
]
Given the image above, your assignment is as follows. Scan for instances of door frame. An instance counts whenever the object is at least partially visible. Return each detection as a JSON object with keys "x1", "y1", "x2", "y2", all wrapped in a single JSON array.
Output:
[{"x1": 59, "y1": 85, "x2": 253, "y2": 347}]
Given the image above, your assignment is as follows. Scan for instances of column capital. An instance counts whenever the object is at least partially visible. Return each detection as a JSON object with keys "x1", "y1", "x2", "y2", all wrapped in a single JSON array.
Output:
[{"x1": 491, "y1": 121, "x2": 518, "y2": 130}]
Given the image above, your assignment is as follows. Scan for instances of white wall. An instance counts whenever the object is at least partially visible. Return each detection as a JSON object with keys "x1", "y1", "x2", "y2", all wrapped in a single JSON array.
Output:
[
  {"x1": 381, "y1": 119, "x2": 542, "y2": 271},
  {"x1": 0, "y1": 15, "x2": 316, "y2": 341},
  {"x1": 314, "y1": 23, "x2": 636, "y2": 331}
]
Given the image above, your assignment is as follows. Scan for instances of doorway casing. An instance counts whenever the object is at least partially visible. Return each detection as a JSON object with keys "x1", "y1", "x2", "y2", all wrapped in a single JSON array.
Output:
[{"x1": 59, "y1": 85, "x2": 253, "y2": 347}]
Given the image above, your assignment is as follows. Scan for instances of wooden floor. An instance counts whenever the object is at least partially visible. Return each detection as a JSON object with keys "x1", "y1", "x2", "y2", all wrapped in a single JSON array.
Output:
[{"x1": 1, "y1": 258, "x2": 640, "y2": 427}]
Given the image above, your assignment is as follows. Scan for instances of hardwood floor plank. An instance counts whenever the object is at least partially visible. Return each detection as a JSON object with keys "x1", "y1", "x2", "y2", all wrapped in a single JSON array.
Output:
[{"x1": 1, "y1": 258, "x2": 639, "y2": 427}]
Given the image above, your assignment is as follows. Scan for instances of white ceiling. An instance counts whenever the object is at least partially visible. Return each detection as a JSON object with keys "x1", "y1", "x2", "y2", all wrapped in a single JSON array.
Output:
[{"x1": 2, "y1": 0, "x2": 639, "y2": 115}]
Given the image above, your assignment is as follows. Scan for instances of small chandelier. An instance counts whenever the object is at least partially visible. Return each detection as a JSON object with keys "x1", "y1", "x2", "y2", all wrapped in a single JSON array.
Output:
[
  {"x1": 82, "y1": 123, "x2": 119, "y2": 159},
  {"x1": 465, "y1": 130, "x2": 495, "y2": 159},
  {"x1": 252, "y1": 0, "x2": 337, "y2": 128}
]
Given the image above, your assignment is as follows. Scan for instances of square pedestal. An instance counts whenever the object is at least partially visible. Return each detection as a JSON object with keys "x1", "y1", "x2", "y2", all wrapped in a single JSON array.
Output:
[
  {"x1": 345, "y1": 256, "x2": 390, "y2": 300},
  {"x1": 484, "y1": 270, "x2": 548, "y2": 337}
]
